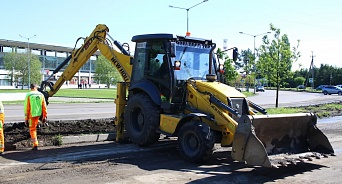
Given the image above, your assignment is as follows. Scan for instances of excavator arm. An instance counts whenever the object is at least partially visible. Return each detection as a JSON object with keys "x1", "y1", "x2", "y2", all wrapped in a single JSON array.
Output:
[{"x1": 39, "y1": 24, "x2": 132, "y2": 103}]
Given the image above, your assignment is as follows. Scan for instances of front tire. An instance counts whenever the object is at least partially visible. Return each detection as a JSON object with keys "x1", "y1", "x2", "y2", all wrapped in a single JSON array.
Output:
[
  {"x1": 323, "y1": 91, "x2": 328, "y2": 95},
  {"x1": 178, "y1": 121, "x2": 215, "y2": 163},
  {"x1": 124, "y1": 93, "x2": 160, "y2": 146},
  {"x1": 338, "y1": 91, "x2": 342, "y2": 95}
]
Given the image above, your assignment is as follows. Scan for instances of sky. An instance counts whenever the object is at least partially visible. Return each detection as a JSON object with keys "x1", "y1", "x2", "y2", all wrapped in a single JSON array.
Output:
[{"x1": 1, "y1": 0, "x2": 341, "y2": 70}]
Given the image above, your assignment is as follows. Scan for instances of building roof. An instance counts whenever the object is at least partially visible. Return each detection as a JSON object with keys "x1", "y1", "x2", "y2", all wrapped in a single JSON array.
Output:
[{"x1": 0, "y1": 39, "x2": 100, "y2": 55}]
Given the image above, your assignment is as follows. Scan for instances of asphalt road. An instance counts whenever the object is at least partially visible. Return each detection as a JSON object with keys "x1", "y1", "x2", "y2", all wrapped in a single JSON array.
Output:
[
  {"x1": 248, "y1": 89, "x2": 342, "y2": 108},
  {"x1": 3, "y1": 90, "x2": 341, "y2": 123},
  {"x1": 4, "y1": 101, "x2": 116, "y2": 123},
  {"x1": 0, "y1": 118, "x2": 341, "y2": 184}
]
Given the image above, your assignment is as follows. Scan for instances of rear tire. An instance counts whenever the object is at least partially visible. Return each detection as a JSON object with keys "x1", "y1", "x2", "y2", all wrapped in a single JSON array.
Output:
[
  {"x1": 124, "y1": 93, "x2": 160, "y2": 146},
  {"x1": 178, "y1": 121, "x2": 215, "y2": 163},
  {"x1": 323, "y1": 91, "x2": 328, "y2": 95},
  {"x1": 338, "y1": 91, "x2": 342, "y2": 95}
]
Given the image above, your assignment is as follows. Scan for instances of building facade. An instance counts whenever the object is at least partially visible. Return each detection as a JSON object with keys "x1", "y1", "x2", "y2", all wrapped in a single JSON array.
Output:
[{"x1": 0, "y1": 39, "x2": 99, "y2": 88}]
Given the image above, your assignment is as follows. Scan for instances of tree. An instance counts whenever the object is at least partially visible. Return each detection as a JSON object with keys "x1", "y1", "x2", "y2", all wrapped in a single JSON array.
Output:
[
  {"x1": 93, "y1": 55, "x2": 122, "y2": 88},
  {"x1": 258, "y1": 24, "x2": 300, "y2": 107},
  {"x1": 239, "y1": 49, "x2": 255, "y2": 76},
  {"x1": 294, "y1": 76, "x2": 305, "y2": 86},
  {"x1": 216, "y1": 48, "x2": 238, "y2": 85},
  {"x1": 3, "y1": 52, "x2": 41, "y2": 89}
]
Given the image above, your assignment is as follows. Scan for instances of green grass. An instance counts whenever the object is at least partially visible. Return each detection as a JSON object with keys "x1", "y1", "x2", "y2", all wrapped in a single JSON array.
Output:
[
  {"x1": 242, "y1": 91, "x2": 255, "y2": 97},
  {"x1": 53, "y1": 134, "x2": 63, "y2": 146},
  {"x1": 266, "y1": 103, "x2": 342, "y2": 118},
  {"x1": 266, "y1": 107, "x2": 304, "y2": 114},
  {"x1": 0, "y1": 89, "x2": 30, "y2": 93},
  {"x1": 53, "y1": 88, "x2": 117, "y2": 99},
  {"x1": 0, "y1": 88, "x2": 117, "y2": 99}
]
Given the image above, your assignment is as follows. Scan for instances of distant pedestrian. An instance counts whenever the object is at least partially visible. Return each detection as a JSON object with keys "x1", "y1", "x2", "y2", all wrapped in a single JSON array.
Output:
[
  {"x1": 24, "y1": 84, "x2": 48, "y2": 151},
  {"x1": 0, "y1": 100, "x2": 4, "y2": 155}
]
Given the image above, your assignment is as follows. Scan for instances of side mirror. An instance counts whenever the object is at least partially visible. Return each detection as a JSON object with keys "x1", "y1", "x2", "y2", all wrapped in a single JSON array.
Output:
[
  {"x1": 233, "y1": 48, "x2": 238, "y2": 62},
  {"x1": 170, "y1": 42, "x2": 176, "y2": 57}
]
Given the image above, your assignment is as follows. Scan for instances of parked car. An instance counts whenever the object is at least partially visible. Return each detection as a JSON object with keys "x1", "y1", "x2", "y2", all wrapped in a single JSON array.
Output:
[
  {"x1": 235, "y1": 88, "x2": 242, "y2": 92},
  {"x1": 256, "y1": 86, "x2": 265, "y2": 92},
  {"x1": 336, "y1": 84, "x2": 342, "y2": 88},
  {"x1": 322, "y1": 86, "x2": 342, "y2": 95},
  {"x1": 297, "y1": 85, "x2": 306, "y2": 90},
  {"x1": 315, "y1": 85, "x2": 327, "y2": 90}
]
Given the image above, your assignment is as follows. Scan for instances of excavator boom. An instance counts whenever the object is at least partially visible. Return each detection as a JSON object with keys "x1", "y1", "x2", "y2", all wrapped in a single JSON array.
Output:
[{"x1": 40, "y1": 24, "x2": 132, "y2": 101}]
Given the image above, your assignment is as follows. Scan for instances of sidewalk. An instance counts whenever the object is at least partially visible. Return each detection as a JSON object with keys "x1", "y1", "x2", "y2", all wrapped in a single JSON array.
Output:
[
  {"x1": 0, "y1": 93, "x2": 27, "y2": 101},
  {"x1": 0, "y1": 92, "x2": 112, "y2": 103}
]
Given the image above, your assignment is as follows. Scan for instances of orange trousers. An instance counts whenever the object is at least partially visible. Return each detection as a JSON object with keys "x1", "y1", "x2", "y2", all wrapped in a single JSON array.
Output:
[
  {"x1": 0, "y1": 113, "x2": 4, "y2": 153},
  {"x1": 29, "y1": 116, "x2": 39, "y2": 147}
]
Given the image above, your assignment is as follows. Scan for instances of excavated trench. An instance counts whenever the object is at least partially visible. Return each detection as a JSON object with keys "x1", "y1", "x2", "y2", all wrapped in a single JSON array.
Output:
[{"x1": 3, "y1": 118, "x2": 115, "y2": 150}]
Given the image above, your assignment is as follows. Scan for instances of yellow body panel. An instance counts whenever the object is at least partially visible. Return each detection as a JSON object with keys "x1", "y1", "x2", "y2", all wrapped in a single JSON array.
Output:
[
  {"x1": 185, "y1": 81, "x2": 243, "y2": 146},
  {"x1": 115, "y1": 82, "x2": 127, "y2": 142},
  {"x1": 159, "y1": 114, "x2": 181, "y2": 134}
]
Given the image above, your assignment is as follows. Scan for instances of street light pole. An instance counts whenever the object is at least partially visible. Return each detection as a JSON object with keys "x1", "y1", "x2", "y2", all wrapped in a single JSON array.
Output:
[
  {"x1": 169, "y1": 0, "x2": 208, "y2": 36},
  {"x1": 239, "y1": 31, "x2": 271, "y2": 93},
  {"x1": 19, "y1": 34, "x2": 36, "y2": 89}
]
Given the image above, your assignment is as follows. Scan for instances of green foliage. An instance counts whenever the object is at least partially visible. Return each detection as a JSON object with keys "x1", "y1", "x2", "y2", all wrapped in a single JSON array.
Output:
[
  {"x1": 258, "y1": 24, "x2": 300, "y2": 88},
  {"x1": 239, "y1": 49, "x2": 255, "y2": 75},
  {"x1": 294, "y1": 76, "x2": 305, "y2": 86},
  {"x1": 53, "y1": 134, "x2": 63, "y2": 146},
  {"x1": 3, "y1": 52, "x2": 41, "y2": 88},
  {"x1": 292, "y1": 64, "x2": 342, "y2": 88},
  {"x1": 216, "y1": 48, "x2": 238, "y2": 84},
  {"x1": 231, "y1": 75, "x2": 242, "y2": 87},
  {"x1": 93, "y1": 55, "x2": 122, "y2": 88}
]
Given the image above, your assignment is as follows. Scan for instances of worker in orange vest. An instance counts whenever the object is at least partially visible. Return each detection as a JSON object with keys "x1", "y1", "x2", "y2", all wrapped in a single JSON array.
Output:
[
  {"x1": 24, "y1": 83, "x2": 48, "y2": 151},
  {"x1": 0, "y1": 100, "x2": 4, "y2": 154}
]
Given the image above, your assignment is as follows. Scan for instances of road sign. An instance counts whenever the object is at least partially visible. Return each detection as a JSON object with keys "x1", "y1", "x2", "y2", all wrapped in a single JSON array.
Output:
[{"x1": 309, "y1": 78, "x2": 313, "y2": 83}]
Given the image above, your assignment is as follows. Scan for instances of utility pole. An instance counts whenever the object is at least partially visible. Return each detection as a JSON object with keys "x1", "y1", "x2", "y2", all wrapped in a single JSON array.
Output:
[
  {"x1": 305, "y1": 51, "x2": 315, "y2": 89},
  {"x1": 239, "y1": 31, "x2": 271, "y2": 93},
  {"x1": 19, "y1": 34, "x2": 36, "y2": 89}
]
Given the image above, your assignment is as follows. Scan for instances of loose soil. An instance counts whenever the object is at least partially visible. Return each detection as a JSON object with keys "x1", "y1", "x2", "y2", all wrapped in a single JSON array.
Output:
[
  {"x1": 3, "y1": 118, "x2": 115, "y2": 150},
  {"x1": 3, "y1": 101, "x2": 342, "y2": 150}
]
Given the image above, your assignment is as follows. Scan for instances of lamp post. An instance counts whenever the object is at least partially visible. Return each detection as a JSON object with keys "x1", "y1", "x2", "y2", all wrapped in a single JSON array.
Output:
[
  {"x1": 239, "y1": 31, "x2": 271, "y2": 93},
  {"x1": 169, "y1": 0, "x2": 208, "y2": 36},
  {"x1": 19, "y1": 34, "x2": 36, "y2": 89}
]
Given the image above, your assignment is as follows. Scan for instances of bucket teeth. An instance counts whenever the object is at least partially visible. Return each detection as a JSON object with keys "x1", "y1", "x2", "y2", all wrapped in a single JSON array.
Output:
[{"x1": 269, "y1": 152, "x2": 333, "y2": 168}]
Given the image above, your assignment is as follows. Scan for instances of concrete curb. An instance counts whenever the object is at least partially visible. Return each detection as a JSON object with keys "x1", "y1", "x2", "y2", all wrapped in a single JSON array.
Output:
[{"x1": 62, "y1": 133, "x2": 116, "y2": 144}]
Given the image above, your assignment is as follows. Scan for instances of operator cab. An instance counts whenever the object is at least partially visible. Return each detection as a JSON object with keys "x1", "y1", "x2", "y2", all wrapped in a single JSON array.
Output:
[{"x1": 130, "y1": 34, "x2": 218, "y2": 113}]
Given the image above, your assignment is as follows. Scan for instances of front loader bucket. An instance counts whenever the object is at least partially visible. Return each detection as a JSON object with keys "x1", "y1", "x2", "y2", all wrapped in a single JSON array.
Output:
[{"x1": 232, "y1": 113, "x2": 334, "y2": 168}]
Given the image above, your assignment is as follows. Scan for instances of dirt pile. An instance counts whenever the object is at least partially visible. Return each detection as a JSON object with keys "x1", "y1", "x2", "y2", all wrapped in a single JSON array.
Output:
[
  {"x1": 4, "y1": 118, "x2": 115, "y2": 150},
  {"x1": 4, "y1": 101, "x2": 342, "y2": 151}
]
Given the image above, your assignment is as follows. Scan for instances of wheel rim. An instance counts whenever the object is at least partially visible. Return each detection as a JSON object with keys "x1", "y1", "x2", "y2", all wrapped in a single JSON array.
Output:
[
  {"x1": 183, "y1": 132, "x2": 200, "y2": 154},
  {"x1": 131, "y1": 107, "x2": 144, "y2": 132}
]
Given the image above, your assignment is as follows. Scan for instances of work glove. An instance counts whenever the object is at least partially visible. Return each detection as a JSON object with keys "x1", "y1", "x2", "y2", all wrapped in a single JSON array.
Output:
[{"x1": 42, "y1": 117, "x2": 48, "y2": 127}]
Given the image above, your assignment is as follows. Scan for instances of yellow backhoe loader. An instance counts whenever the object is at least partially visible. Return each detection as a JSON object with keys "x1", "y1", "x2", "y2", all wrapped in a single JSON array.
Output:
[{"x1": 39, "y1": 24, "x2": 334, "y2": 168}]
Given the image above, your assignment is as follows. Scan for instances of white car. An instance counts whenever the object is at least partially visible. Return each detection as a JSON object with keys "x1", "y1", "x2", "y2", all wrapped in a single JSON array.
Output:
[{"x1": 322, "y1": 86, "x2": 342, "y2": 95}]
